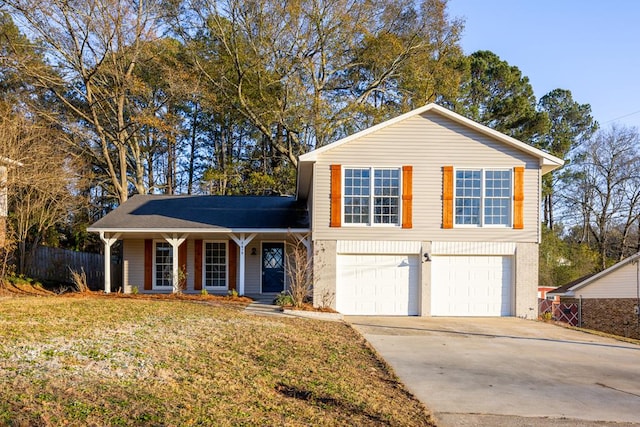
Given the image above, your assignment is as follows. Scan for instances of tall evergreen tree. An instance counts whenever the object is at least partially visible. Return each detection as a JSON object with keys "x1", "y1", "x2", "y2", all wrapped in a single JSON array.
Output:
[{"x1": 451, "y1": 50, "x2": 549, "y2": 144}]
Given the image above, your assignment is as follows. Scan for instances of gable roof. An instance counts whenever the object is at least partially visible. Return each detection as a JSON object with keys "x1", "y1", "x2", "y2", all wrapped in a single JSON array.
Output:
[
  {"x1": 546, "y1": 273, "x2": 597, "y2": 296},
  {"x1": 548, "y1": 252, "x2": 640, "y2": 296},
  {"x1": 296, "y1": 103, "x2": 564, "y2": 199},
  {"x1": 87, "y1": 195, "x2": 309, "y2": 233}
]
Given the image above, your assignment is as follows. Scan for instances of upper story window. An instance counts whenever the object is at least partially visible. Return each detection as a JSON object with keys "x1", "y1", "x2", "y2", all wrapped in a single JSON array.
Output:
[
  {"x1": 455, "y1": 169, "x2": 511, "y2": 226},
  {"x1": 344, "y1": 167, "x2": 400, "y2": 225}
]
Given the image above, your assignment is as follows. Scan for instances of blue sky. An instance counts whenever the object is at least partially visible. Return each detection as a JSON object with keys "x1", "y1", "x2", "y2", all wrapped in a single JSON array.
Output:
[{"x1": 447, "y1": 0, "x2": 640, "y2": 129}]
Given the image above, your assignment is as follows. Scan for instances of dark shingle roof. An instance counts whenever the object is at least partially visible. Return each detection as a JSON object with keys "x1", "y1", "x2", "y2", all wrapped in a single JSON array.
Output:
[
  {"x1": 89, "y1": 195, "x2": 309, "y2": 230},
  {"x1": 546, "y1": 273, "x2": 597, "y2": 296}
]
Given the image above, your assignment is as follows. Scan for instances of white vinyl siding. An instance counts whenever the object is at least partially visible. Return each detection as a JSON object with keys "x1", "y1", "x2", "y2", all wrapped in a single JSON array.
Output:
[
  {"x1": 311, "y1": 111, "x2": 541, "y2": 242},
  {"x1": 576, "y1": 262, "x2": 640, "y2": 298},
  {"x1": 123, "y1": 240, "x2": 144, "y2": 291}
]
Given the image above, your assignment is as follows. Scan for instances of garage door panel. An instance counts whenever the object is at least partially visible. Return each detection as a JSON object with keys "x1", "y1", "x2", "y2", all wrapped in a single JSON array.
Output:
[
  {"x1": 337, "y1": 254, "x2": 419, "y2": 316},
  {"x1": 432, "y1": 256, "x2": 512, "y2": 316}
]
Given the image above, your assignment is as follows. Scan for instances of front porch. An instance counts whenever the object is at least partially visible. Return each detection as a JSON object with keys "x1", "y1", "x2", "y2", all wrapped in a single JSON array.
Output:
[
  {"x1": 87, "y1": 194, "x2": 310, "y2": 296},
  {"x1": 100, "y1": 231, "x2": 310, "y2": 296}
]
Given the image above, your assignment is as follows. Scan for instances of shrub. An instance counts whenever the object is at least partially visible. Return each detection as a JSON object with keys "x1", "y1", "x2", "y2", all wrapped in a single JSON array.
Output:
[
  {"x1": 285, "y1": 236, "x2": 312, "y2": 308},
  {"x1": 69, "y1": 267, "x2": 89, "y2": 293},
  {"x1": 274, "y1": 291, "x2": 293, "y2": 307}
]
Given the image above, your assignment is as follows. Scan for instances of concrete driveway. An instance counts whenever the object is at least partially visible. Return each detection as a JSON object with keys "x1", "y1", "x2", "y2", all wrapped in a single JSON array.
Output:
[{"x1": 348, "y1": 316, "x2": 640, "y2": 427}]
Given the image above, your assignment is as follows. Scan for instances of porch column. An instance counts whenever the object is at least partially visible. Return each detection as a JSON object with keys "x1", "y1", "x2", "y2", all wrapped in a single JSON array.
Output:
[
  {"x1": 99, "y1": 232, "x2": 120, "y2": 293},
  {"x1": 162, "y1": 234, "x2": 187, "y2": 293},
  {"x1": 228, "y1": 233, "x2": 256, "y2": 295}
]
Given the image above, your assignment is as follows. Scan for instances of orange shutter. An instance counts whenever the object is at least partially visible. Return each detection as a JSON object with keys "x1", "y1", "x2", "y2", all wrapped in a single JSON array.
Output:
[
  {"x1": 513, "y1": 166, "x2": 524, "y2": 229},
  {"x1": 144, "y1": 239, "x2": 153, "y2": 290},
  {"x1": 228, "y1": 241, "x2": 237, "y2": 291},
  {"x1": 194, "y1": 240, "x2": 202, "y2": 290},
  {"x1": 178, "y1": 241, "x2": 187, "y2": 289},
  {"x1": 330, "y1": 164, "x2": 341, "y2": 227},
  {"x1": 402, "y1": 166, "x2": 413, "y2": 229},
  {"x1": 442, "y1": 166, "x2": 454, "y2": 229}
]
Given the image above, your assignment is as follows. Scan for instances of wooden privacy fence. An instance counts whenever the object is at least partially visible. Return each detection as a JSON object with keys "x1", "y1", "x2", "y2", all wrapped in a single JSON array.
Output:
[{"x1": 25, "y1": 245, "x2": 121, "y2": 291}]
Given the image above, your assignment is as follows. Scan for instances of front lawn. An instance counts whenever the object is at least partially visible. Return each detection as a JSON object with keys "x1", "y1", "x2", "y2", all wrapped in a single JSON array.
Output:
[{"x1": 0, "y1": 296, "x2": 434, "y2": 426}]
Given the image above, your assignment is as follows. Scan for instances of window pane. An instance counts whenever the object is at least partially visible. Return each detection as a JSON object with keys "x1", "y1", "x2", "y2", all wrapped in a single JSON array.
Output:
[
  {"x1": 155, "y1": 242, "x2": 173, "y2": 287},
  {"x1": 344, "y1": 168, "x2": 370, "y2": 224},
  {"x1": 373, "y1": 169, "x2": 400, "y2": 224},
  {"x1": 455, "y1": 170, "x2": 481, "y2": 225},
  {"x1": 484, "y1": 170, "x2": 511, "y2": 225},
  {"x1": 205, "y1": 242, "x2": 227, "y2": 287}
]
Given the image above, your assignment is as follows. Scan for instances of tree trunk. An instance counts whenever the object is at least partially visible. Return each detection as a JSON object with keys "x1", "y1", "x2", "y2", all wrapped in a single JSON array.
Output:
[{"x1": 187, "y1": 103, "x2": 199, "y2": 195}]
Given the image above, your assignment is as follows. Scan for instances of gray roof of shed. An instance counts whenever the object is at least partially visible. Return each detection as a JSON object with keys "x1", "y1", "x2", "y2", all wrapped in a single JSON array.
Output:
[{"x1": 88, "y1": 195, "x2": 309, "y2": 231}]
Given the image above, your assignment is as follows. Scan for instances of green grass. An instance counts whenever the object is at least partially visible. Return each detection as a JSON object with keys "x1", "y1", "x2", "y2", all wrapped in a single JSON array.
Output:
[{"x1": 0, "y1": 295, "x2": 435, "y2": 426}]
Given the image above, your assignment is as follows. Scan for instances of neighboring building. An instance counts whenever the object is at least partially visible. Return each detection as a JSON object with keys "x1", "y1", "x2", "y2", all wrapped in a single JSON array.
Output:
[
  {"x1": 89, "y1": 104, "x2": 564, "y2": 318},
  {"x1": 548, "y1": 254, "x2": 640, "y2": 339},
  {"x1": 0, "y1": 156, "x2": 24, "y2": 246},
  {"x1": 538, "y1": 286, "x2": 558, "y2": 299}
]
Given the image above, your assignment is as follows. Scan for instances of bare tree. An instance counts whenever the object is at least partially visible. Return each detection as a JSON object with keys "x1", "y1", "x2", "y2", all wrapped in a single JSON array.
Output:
[
  {"x1": 561, "y1": 125, "x2": 640, "y2": 268},
  {"x1": 0, "y1": 105, "x2": 78, "y2": 273},
  {"x1": 4, "y1": 0, "x2": 166, "y2": 203},
  {"x1": 285, "y1": 236, "x2": 312, "y2": 308},
  {"x1": 175, "y1": 0, "x2": 464, "y2": 170}
]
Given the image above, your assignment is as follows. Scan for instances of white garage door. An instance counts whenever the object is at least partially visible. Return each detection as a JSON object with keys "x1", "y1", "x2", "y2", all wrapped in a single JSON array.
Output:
[
  {"x1": 336, "y1": 254, "x2": 419, "y2": 315},
  {"x1": 431, "y1": 256, "x2": 512, "y2": 316}
]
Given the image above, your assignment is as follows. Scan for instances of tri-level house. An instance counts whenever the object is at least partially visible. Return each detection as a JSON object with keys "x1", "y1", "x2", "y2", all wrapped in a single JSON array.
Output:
[{"x1": 89, "y1": 104, "x2": 563, "y2": 317}]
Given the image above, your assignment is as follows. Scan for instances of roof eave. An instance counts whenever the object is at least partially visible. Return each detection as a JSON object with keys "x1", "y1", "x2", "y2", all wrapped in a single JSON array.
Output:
[{"x1": 87, "y1": 227, "x2": 311, "y2": 234}]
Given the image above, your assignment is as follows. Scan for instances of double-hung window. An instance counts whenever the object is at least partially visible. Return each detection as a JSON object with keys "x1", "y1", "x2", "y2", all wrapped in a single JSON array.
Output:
[
  {"x1": 455, "y1": 168, "x2": 511, "y2": 226},
  {"x1": 204, "y1": 241, "x2": 227, "y2": 288},
  {"x1": 154, "y1": 241, "x2": 173, "y2": 288},
  {"x1": 344, "y1": 167, "x2": 400, "y2": 225}
]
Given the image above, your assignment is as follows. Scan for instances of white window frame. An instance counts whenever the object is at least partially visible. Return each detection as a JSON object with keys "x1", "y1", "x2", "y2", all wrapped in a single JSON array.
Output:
[
  {"x1": 454, "y1": 168, "x2": 512, "y2": 228},
  {"x1": 203, "y1": 240, "x2": 228, "y2": 290},
  {"x1": 153, "y1": 240, "x2": 173, "y2": 289},
  {"x1": 342, "y1": 166, "x2": 402, "y2": 227}
]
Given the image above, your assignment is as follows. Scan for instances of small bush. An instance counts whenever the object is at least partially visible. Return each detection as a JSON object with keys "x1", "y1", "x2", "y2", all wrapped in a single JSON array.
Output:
[
  {"x1": 131, "y1": 285, "x2": 139, "y2": 295},
  {"x1": 274, "y1": 291, "x2": 293, "y2": 307},
  {"x1": 69, "y1": 267, "x2": 89, "y2": 293},
  {"x1": 201, "y1": 289, "x2": 208, "y2": 296},
  {"x1": 227, "y1": 289, "x2": 238, "y2": 298}
]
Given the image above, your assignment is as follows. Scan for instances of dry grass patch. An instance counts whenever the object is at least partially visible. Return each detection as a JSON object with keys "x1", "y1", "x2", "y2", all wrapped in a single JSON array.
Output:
[{"x1": 0, "y1": 296, "x2": 434, "y2": 426}]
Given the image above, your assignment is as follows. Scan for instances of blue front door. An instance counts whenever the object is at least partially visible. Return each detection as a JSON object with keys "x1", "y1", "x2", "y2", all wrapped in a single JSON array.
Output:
[{"x1": 262, "y1": 242, "x2": 285, "y2": 293}]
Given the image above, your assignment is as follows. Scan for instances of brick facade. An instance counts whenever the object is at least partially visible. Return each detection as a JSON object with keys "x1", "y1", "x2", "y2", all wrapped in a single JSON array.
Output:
[{"x1": 562, "y1": 297, "x2": 640, "y2": 340}]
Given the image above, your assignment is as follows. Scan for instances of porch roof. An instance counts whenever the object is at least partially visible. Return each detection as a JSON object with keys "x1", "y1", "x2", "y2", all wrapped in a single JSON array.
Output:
[{"x1": 87, "y1": 194, "x2": 309, "y2": 233}]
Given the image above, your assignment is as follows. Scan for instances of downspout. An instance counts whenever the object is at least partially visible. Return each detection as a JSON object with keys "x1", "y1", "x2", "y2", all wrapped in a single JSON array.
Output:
[{"x1": 578, "y1": 295, "x2": 582, "y2": 328}]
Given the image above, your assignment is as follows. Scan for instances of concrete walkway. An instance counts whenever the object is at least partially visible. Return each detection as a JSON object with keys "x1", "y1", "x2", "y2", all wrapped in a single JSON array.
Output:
[
  {"x1": 243, "y1": 293, "x2": 285, "y2": 317},
  {"x1": 348, "y1": 316, "x2": 640, "y2": 427}
]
